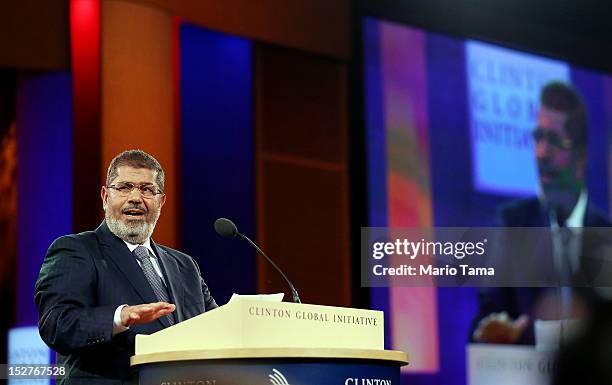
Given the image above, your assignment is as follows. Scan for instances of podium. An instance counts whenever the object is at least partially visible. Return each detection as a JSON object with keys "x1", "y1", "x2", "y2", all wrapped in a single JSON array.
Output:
[{"x1": 131, "y1": 299, "x2": 408, "y2": 385}]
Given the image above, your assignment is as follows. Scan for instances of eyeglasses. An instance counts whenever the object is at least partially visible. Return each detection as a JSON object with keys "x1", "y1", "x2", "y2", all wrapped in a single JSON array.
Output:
[
  {"x1": 532, "y1": 128, "x2": 572, "y2": 150},
  {"x1": 106, "y1": 182, "x2": 163, "y2": 198}
]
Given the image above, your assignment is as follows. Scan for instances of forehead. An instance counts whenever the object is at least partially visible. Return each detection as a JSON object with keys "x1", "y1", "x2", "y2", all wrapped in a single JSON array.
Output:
[
  {"x1": 113, "y1": 166, "x2": 157, "y2": 185},
  {"x1": 537, "y1": 106, "x2": 567, "y2": 134}
]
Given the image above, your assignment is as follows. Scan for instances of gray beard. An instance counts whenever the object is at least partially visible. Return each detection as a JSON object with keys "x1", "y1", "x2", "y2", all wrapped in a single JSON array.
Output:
[{"x1": 105, "y1": 210, "x2": 159, "y2": 244}]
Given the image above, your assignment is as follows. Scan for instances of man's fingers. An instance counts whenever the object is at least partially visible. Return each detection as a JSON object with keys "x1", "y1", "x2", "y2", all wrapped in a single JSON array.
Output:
[
  {"x1": 134, "y1": 302, "x2": 174, "y2": 313},
  {"x1": 146, "y1": 302, "x2": 174, "y2": 311},
  {"x1": 474, "y1": 313, "x2": 530, "y2": 344},
  {"x1": 122, "y1": 302, "x2": 176, "y2": 325},
  {"x1": 133, "y1": 303, "x2": 175, "y2": 315},
  {"x1": 513, "y1": 314, "x2": 530, "y2": 332},
  {"x1": 153, "y1": 309, "x2": 172, "y2": 318},
  {"x1": 507, "y1": 314, "x2": 530, "y2": 342},
  {"x1": 474, "y1": 318, "x2": 500, "y2": 341},
  {"x1": 154, "y1": 305, "x2": 176, "y2": 316}
]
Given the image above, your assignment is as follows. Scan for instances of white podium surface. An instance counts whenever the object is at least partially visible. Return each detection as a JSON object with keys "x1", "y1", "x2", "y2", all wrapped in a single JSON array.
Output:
[
  {"x1": 135, "y1": 299, "x2": 384, "y2": 355},
  {"x1": 467, "y1": 344, "x2": 556, "y2": 385}
]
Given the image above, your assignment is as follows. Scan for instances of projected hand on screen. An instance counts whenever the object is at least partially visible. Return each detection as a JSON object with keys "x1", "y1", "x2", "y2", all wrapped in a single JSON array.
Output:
[{"x1": 472, "y1": 312, "x2": 529, "y2": 344}]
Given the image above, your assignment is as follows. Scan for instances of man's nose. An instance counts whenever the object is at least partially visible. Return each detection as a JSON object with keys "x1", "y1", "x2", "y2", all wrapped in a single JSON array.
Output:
[
  {"x1": 127, "y1": 188, "x2": 144, "y2": 203},
  {"x1": 536, "y1": 140, "x2": 551, "y2": 160}
]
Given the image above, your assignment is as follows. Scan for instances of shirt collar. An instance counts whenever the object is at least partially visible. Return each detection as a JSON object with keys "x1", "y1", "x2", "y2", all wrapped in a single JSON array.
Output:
[
  {"x1": 546, "y1": 189, "x2": 588, "y2": 228},
  {"x1": 565, "y1": 189, "x2": 587, "y2": 228},
  {"x1": 124, "y1": 238, "x2": 157, "y2": 257}
]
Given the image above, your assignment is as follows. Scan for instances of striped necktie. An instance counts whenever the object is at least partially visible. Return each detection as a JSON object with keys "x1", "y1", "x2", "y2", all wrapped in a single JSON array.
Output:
[{"x1": 133, "y1": 245, "x2": 174, "y2": 325}]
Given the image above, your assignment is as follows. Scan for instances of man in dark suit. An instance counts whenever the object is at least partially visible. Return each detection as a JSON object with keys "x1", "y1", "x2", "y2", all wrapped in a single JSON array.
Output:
[
  {"x1": 35, "y1": 150, "x2": 218, "y2": 384},
  {"x1": 471, "y1": 82, "x2": 611, "y2": 344}
]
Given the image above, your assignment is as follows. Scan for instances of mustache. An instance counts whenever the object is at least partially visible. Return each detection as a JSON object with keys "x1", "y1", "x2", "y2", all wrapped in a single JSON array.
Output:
[
  {"x1": 121, "y1": 204, "x2": 147, "y2": 214},
  {"x1": 537, "y1": 161, "x2": 557, "y2": 174}
]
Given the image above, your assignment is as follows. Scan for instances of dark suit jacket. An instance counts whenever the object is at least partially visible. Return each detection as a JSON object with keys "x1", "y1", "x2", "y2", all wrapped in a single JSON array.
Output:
[
  {"x1": 35, "y1": 221, "x2": 218, "y2": 384},
  {"x1": 471, "y1": 197, "x2": 611, "y2": 345}
]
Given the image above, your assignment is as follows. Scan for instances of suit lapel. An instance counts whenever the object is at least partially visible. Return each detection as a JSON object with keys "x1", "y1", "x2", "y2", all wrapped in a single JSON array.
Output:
[
  {"x1": 583, "y1": 202, "x2": 611, "y2": 226},
  {"x1": 534, "y1": 199, "x2": 550, "y2": 226},
  {"x1": 95, "y1": 222, "x2": 171, "y2": 329},
  {"x1": 152, "y1": 242, "x2": 185, "y2": 323},
  {"x1": 579, "y1": 203, "x2": 612, "y2": 283}
]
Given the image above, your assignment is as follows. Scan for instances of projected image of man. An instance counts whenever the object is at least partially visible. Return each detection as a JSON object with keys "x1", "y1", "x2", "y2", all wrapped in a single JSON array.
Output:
[{"x1": 471, "y1": 82, "x2": 611, "y2": 345}]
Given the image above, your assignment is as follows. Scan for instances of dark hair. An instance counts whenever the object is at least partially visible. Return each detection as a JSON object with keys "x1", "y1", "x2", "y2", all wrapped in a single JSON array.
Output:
[
  {"x1": 106, "y1": 150, "x2": 165, "y2": 191},
  {"x1": 540, "y1": 82, "x2": 589, "y2": 155}
]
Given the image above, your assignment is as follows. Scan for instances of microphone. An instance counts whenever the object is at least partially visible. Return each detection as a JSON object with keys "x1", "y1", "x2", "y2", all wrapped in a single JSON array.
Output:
[{"x1": 214, "y1": 218, "x2": 302, "y2": 303}]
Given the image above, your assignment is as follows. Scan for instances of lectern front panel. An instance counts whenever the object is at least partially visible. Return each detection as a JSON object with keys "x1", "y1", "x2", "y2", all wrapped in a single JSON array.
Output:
[{"x1": 138, "y1": 358, "x2": 401, "y2": 385}]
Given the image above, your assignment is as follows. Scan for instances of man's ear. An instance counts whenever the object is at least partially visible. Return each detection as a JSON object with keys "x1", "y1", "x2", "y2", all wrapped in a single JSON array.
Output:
[
  {"x1": 575, "y1": 150, "x2": 587, "y2": 180},
  {"x1": 101, "y1": 186, "x2": 109, "y2": 209},
  {"x1": 159, "y1": 193, "x2": 167, "y2": 208}
]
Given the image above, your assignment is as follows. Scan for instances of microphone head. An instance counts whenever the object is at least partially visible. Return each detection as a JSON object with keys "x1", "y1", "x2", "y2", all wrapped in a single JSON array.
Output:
[{"x1": 214, "y1": 218, "x2": 238, "y2": 238}]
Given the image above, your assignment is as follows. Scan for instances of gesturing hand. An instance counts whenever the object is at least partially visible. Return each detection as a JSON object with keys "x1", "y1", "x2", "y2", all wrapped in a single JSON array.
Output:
[
  {"x1": 120, "y1": 302, "x2": 176, "y2": 327},
  {"x1": 473, "y1": 312, "x2": 529, "y2": 344}
]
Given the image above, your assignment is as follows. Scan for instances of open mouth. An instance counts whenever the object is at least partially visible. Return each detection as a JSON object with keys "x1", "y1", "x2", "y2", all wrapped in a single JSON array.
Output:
[
  {"x1": 540, "y1": 171, "x2": 554, "y2": 179},
  {"x1": 122, "y1": 209, "x2": 146, "y2": 218},
  {"x1": 538, "y1": 166, "x2": 557, "y2": 183}
]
